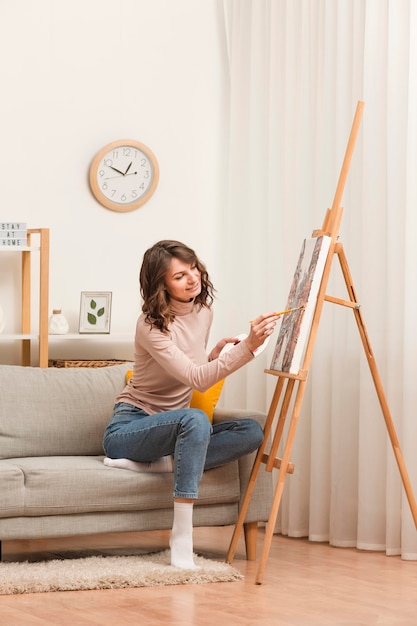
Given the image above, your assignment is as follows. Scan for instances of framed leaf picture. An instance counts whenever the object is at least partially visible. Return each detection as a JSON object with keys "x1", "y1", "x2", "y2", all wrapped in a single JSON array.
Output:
[{"x1": 79, "y1": 291, "x2": 112, "y2": 334}]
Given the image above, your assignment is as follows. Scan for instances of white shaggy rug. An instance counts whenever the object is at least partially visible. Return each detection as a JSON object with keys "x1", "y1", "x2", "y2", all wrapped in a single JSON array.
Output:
[{"x1": 0, "y1": 549, "x2": 243, "y2": 595}]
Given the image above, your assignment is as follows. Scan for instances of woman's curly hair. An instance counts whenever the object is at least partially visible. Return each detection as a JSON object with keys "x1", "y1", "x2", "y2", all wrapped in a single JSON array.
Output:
[{"x1": 139, "y1": 240, "x2": 215, "y2": 332}]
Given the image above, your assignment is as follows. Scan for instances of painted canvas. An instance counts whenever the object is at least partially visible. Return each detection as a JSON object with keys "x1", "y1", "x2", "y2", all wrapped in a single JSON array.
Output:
[{"x1": 270, "y1": 235, "x2": 331, "y2": 374}]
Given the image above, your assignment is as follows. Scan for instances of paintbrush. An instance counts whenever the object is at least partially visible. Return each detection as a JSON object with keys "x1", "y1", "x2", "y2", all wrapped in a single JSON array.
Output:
[{"x1": 250, "y1": 305, "x2": 305, "y2": 323}]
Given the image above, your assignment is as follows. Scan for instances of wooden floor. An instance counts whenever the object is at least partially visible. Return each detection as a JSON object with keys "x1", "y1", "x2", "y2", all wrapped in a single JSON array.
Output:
[{"x1": 0, "y1": 526, "x2": 416, "y2": 625}]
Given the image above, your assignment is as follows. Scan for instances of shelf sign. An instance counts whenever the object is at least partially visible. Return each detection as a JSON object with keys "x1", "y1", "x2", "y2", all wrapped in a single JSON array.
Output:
[{"x1": 0, "y1": 223, "x2": 27, "y2": 247}]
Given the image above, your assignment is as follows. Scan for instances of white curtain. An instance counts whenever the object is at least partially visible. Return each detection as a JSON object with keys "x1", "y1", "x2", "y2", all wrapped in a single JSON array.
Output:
[{"x1": 217, "y1": 0, "x2": 417, "y2": 559}]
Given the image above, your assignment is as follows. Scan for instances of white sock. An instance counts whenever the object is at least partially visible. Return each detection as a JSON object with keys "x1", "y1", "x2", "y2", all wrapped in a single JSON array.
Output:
[
  {"x1": 103, "y1": 456, "x2": 173, "y2": 473},
  {"x1": 170, "y1": 501, "x2": 199, "y2": 570}
]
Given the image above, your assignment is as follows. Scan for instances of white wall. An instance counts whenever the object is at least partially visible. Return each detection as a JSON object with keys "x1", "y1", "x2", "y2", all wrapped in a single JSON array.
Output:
[{"x1": 0, "y1": 0, "x2": 227, "y2": 363}]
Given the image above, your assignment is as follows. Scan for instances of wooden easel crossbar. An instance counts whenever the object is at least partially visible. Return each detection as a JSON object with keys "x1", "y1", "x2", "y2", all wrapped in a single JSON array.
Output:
[{"x1": 226, "y1": 101, "x2": 417, "y2": 584}]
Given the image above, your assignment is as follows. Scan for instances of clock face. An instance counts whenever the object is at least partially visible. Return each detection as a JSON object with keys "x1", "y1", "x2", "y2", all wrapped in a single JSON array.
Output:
[{"x1": 89, "y1": 139, "x2": 159, "y2": 212}]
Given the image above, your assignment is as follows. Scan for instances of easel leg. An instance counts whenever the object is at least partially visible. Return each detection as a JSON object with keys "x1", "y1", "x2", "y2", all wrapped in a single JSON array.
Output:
[
  {"x1": 336, "y1": 245, "x2": 417, "y2": 528},
  {"x1": 266, "y1": 379, "x2": 295, "y2": 471},
  {"x1": 255, "y1": 379, "x2": 307, "y2": 584},
  {"x1": 226, "y1": 445, "x2": 266, "y2": 563},
  {"x1": 227, "y1": 378, "x2": 286, "y2": 564}
]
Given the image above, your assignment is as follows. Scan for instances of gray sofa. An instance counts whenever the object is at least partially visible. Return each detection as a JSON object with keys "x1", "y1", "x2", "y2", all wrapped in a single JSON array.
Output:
[{"x1": 0, "y1": 363, "x2": 272, "y2": 560}]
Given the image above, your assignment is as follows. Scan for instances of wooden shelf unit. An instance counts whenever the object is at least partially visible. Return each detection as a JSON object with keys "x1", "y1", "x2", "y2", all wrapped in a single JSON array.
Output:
[{"x1": 0, "y1": 228, "x2": 50, "y2": 367}]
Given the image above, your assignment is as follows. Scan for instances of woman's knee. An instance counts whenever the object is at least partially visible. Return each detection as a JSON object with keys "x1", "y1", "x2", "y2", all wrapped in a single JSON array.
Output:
[
  {"x1": 252, "y1": 420, "x2": 264, "y2": 447},
  {"x1": 240, "y1": 418, "x2": 264, "y2": 448},
  {"x1": 181, "y1": 408, "x2": 212, "y2": 438}
]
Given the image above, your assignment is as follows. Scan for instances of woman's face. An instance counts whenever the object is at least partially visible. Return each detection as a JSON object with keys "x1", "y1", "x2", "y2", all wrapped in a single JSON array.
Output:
[{"x1": 165, "y1": 257, "x2": 201, "y2": 302}]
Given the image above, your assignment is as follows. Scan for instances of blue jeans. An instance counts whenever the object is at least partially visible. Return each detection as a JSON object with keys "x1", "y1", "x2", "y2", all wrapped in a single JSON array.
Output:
[{"x1": 103, "y1": 402, "x2": 264, "y2": 499}]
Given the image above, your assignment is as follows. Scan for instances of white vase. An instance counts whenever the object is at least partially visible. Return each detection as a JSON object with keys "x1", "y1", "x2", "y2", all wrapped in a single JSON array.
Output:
[
  {"x1": 48, "y1": 309, "x2": 69, "y2": 335},
  {"x1": 0, "y1": 303, "x2": 5, "y2": 333}
]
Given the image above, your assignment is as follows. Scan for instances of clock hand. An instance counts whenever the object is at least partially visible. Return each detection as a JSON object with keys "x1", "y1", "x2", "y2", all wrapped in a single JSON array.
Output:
[
  {"x1": 109, "y1": 165, "x2": 125, "y2": 175},
  {"x1": 104, "y1": 171, "x2": 137, "y2": 181},
  {"x1": 124, "y1": 162, "x2": 132, "y2": 175}
]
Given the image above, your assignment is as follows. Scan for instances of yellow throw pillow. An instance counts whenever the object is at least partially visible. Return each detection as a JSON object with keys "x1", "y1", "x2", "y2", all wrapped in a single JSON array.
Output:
[
  {"x1": 125, "y1": 370, "x2": 224, "y2": 423},
  {"x1": 190, "y1": 379, "x2": 225, "y2": 423}
]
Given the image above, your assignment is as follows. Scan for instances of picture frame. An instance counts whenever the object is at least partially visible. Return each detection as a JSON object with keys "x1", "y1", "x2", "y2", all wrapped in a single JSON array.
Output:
[{"x1": 78, "y1": 291, "x2": 112, "y2": 334}]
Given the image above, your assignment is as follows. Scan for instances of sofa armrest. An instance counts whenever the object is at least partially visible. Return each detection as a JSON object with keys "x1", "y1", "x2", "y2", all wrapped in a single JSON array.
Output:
[{"x1": 212, "y1": 408, "x2": 273, "y2": 524}]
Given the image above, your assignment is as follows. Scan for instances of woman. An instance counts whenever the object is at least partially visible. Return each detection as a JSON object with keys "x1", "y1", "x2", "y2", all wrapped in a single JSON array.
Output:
[{"x1": 103, "y1": 240, "x2": 279, "y2": 569}]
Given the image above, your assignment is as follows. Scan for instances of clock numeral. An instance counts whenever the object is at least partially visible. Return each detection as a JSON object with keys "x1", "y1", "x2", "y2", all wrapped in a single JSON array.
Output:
[
  {"x1": 132, "y1": 190, "x2": 138, "y2": 199},
  {"x1": 121, "y1": 194, "x2": 127, "y2": 202},
  {"x1": 139, "y1": 182, "x2": 145, "y2": 191},
  {"x1": 143, "y1": 170, "x2": 149, "y2": 179},
  {"x1": 104, "y1": 158, "x2": 114, "y2": 168},
  {"x1": 99, "y1": 169, "x2": 105, "y2": 178},
  {"x1": 102, "y1": 182, "x2": 108, "y2": 190},
  {"x1": 140, "y1": 158, "x2": 148, "y2": 167},
  {"x1": 123, "y1": 148, "x2": 132, "y2": 157}
]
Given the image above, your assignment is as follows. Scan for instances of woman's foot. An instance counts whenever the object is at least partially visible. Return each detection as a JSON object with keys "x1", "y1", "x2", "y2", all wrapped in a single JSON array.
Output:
[
  {"x1": 103, "y1": 456, "x2": 173, "y2": 473},
  {"x1": 170, "y1": 501, "x2": 200, "y2": 570}
]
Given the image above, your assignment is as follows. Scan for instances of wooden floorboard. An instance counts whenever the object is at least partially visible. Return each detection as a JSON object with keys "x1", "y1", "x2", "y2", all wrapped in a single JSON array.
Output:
[{"x1": 0, "y1": 526, "x2": 416, "y2": 625}]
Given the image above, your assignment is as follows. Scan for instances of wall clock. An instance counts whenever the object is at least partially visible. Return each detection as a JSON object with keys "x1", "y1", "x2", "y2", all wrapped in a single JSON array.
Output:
[{"x1": 89, "y1": 139, "x2": 159, "y2": 212}]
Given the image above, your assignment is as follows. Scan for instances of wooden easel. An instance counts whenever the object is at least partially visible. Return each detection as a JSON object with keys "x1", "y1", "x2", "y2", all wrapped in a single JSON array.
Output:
[{"x1": 226, "y1": 101, "x2": 417, "y2": 584}]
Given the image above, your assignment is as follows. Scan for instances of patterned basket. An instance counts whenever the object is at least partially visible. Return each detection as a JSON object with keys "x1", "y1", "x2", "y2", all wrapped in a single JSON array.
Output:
[{"x1": 48, "y1": 359, "x2": 129, "y2": 368}]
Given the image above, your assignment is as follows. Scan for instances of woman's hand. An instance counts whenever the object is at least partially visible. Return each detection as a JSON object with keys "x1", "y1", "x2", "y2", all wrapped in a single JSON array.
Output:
[
  {"x1": 244, "y1": 312, "x2": 280, "y2": 354},
  {"x1": 208, "y1": 312, "x2": 280, "y2": 361},
  {"x1": 208, "y1": 337, "x2": 241, "y2": 361}
]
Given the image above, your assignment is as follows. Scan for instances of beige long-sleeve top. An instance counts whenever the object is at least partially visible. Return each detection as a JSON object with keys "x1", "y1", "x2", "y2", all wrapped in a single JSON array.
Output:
[{"x1": 116, "y1": 298, "x2": 254, "y2": 415}]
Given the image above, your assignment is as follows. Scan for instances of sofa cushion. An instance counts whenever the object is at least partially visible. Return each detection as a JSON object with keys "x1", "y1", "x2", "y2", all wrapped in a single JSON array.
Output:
[
  {"x1": 0, "y1": 364, "x2": 132, "y2": 459},
  {"x1": 0, "y1": 461, "x2": 25, "y2": 516},
  {"x1": 3, "y1": 456, "x2": 240, "y2": 516}
]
